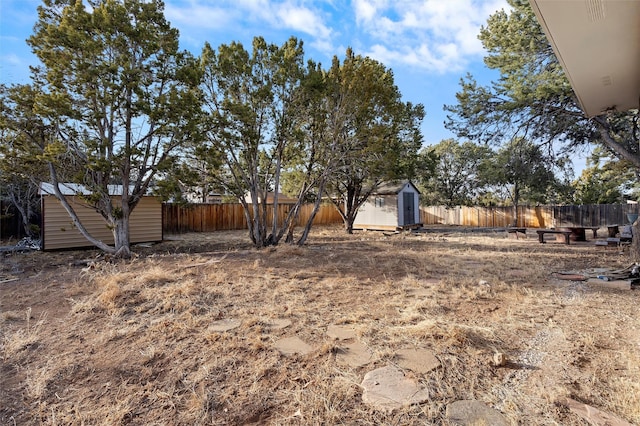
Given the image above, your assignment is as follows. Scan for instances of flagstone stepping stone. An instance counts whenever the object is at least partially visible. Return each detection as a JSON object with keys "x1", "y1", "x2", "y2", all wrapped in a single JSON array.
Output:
[
  {"x1": 395, "y1": 348, "x2": 440, "y2": 374},
  {"x1": 336, "y1": 341, "x2": 374, "y2": 367},
  {"x1": 208, "y1": 318, "x2": 241, "y2": 332},
  {"x1": 274, "y1": 336, "x2": 313, "y2": 356},
  {"x1": 406, "y1": 288, "x2": 431, "y2": 297},
  {"x1": 326, "y1": 324, "x2": 357, "y2": 340},
  {"x1": 445, "y1": 400, "x2": 509, "y2": 426},
  {"x1": 558, "y1": 397, "x2": 633, "y2": 426},
  {"x1": 266, "y1": 318, "x2": 292, "y2": 330},
  {"x1": 361, "y1": 365, "x2": 430, "y2": 412}
]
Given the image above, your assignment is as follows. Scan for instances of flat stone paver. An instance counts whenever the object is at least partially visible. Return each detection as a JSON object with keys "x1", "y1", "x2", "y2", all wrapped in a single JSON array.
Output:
[
  {"x1": 208, "y1": 319, "x2": 241, "y2": 332},
  {"x1": 275, "y1": 336, "x2": 313, "y2": 356},
  {"x1": 559, "y1": 397, "x2": 633, "y2": 426},
  {"x1": 406, "y1": 288, "x2": 431, "y2": 297},
  {"x1": 445, "y1": 400, "x2": 509, "y2": 426},
  {"x1": 395, "y1": 348, "x2": 440, "y2": 374},
  {"x1": 361, "y1": 365, "x2": 430, "y2": 412},
  {"x1": 326, "y1": 324, "x2": 357, "y2": 340},
  {"x1": 266, "y1": 318, "x2": 292, "y2": 330},
  {"x1": 336, "y1": 341, "x2": 374, "y2": 367}
]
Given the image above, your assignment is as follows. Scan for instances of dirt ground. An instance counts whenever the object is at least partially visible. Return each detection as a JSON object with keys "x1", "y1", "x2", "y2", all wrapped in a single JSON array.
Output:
[{"x1": 1, "y1": 225, "x2": 639, "y2": 425}]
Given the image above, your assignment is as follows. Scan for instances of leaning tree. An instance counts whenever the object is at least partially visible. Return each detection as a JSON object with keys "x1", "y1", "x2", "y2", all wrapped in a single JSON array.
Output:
[
  {"x1": 15, "y1": 0, "x2": 201, "y2": 257},
  {"x1": 444, "y1": 0, "x2": 640, "y2": 256},
  {"x1": 198, "y1": 37, "x2": 314, "y2": 247}
]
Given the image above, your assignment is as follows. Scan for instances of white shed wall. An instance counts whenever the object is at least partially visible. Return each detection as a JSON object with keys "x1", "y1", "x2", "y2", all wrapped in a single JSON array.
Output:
[
  {"x1": 354, "y1": 194, "x2": 398, "y2": 229},
  {"x1": 353, "y1": 182, "x2": 421, "y2": 230}
]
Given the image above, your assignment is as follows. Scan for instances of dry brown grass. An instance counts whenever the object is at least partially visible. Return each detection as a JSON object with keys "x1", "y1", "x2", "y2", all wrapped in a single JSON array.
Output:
[{"x1": 1, "y1": 226, "x2": 639, "y2": 425}]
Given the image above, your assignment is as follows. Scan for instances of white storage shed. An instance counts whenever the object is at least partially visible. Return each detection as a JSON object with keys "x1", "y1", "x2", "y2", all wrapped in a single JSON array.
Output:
[{"x1": 354, "y1": 181, "x2": 421, "y2": 231}]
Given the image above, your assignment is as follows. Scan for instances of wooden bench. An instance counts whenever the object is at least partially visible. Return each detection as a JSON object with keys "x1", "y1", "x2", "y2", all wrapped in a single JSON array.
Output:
[
  {"x1": 536, "y1": 229, "x2": 572, "y2": 245},
  {"x1": 565, "y1": 226, "x2": 600, "y2": 241},
  {"x1": 595, "y1": 237, "x2": 620, "y2": 249},
  {"x1": 584, "y1": 226, "x2": 600, "y2": 238},
  {"x1": 506, "y1": 227, "x2": 526, "y2": 239}
]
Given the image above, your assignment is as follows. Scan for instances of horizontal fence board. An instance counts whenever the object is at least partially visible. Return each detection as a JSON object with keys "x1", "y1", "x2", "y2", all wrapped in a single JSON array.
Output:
[
  {"x1": 7, "y1": 201, "x2": 639, "y2": 240},
  {"x1": 420, "y1": 204, "x2": 639, "y2": 228},
  {"x1": 162, "y1": 202, "x2": 343, "y2": 234}
]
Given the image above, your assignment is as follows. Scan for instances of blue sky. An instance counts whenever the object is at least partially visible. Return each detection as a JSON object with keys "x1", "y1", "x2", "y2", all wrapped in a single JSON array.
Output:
[{"x1": 0, "y1": 0, "x2": 512, "y2": 149}]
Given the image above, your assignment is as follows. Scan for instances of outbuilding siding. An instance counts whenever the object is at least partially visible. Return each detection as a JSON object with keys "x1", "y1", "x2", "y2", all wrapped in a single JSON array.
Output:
[
  {"x1": 42, "y1": 196, "x2": 162, "y2": 250},
  {"x1": 353, "y1": 194, "x2": 398, "y2": 229},
  {"x1": 354, "y1": 181, "x2": 421, "y2": 230}
]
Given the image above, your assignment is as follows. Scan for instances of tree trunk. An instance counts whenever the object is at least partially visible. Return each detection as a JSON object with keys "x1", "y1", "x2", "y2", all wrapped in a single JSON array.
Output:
[
  {"x1": 297, "y1": 180, "x2": 328, "y2": 245},
  {"x1": 284, "y1": 204, "x2": 301, "y2": 244},
  {"x1": 342, "y1": 184, "x2": 358, "y2": 234},
  {"x1": 251, "y1": 193, "x2": 263, "y2": 246},
  {"x1": 9, "y1": 194, "x2": 35, "y2": 238},
  {"x1": 630, "y1": 219, "x2": 640, "y2": 262},
  {"x1": 239, "y1": 199, "x2": 256, "y2": 245},
  {"x1": 48, "y1": 165, "x2": 115, "y2": 254},
  {"x1": 512, "y1": 184, "x2": 520, "y2": 227},
  {"x1": 327, "y1": 196, "x2": 355, "y2": 234},
  {"x1": 297, "y1": 200, "x2": 320, "y2": 245},
  {"x1": 345, "y1": 213, "x2": 355, "y2": 234},
  {"x1": 113, "y1": 218, "x2": 132, "y2": 259}
]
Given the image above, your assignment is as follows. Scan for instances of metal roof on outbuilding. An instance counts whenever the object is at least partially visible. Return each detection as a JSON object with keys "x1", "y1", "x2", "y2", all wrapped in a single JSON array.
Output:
[
  {"x1": 372, "y1": 181, "x2": 421, "y2": 196},
  {"x1": 39, "y1": 182, "x2": 155, "y2": 196}
]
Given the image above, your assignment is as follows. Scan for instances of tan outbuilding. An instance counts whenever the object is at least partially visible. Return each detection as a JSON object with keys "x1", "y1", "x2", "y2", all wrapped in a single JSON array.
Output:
[{"x1": 39, "y1": 183, "x2": 162, "y2": 250}]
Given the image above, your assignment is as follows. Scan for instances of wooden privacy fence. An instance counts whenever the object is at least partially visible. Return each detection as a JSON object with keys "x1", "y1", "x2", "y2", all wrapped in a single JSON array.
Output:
[
  {"x1": 165, "y1": 203, "x2": 639, "y2": 233},
  {"x1": 5, "y1": 201, "x2": 637, "y2": 238},
  {"x1": 163, "y1": 203, "x2": 344, "y2": 233},
  {"x1": 420, "y1": 204, "x2": 640, "y2": 228}
]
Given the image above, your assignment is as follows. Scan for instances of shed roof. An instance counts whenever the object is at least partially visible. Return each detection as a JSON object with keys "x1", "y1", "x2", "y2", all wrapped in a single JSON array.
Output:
[
  {"x1": 373, "y1": 181, "x2": 420, "y2": 196},
  {"x1": 39, "y1": 182, "x2": 154, "y2": 196}
]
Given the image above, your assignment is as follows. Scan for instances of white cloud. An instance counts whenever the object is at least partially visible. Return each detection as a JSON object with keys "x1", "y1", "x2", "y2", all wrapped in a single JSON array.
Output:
[
  {"x1": 159, "y1": 0, "x2": 510, "y2": 73},
  {"x1": 368, "y1": 43, "x2": 453, "y2": 73},
  {"x1": 354, "y1": 0, "x2": 510, "y2": 72},
  {"x1": 275, "y1": 3, "x2": 333, "y2": 40},
  {"x1": 353, "y1": 0, "x2": 389, "y2": 24},
  {"x1": 164, "y1": 4, "x2": 237, "y2": 29},
  {"x1": 165, "y1": 0, "x2": 335, "y2": 54},
  {"x1": 1, "y1": 53, "x2": 23, "y2": 66},
  {"x1": 233, "y1": 0, "x2": 274, "y2": 22},
  {"x1": 1, "y1": 33, "x2": 23, "y2": 43}
]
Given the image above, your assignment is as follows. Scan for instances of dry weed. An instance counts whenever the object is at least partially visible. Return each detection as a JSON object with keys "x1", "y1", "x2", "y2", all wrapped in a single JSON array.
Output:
[
  {"x1": 1, "y1": 227, "x2": 638, "y2": 425},
  {"x1": 1, "y1": 308, "x2": 46, "y2": 358},
  {"x1": 0, "y1": 310, "x2": 23, "y2": 323},
  {"x1": 610, "y1": 377, "x2": 640, "y2": 422}
]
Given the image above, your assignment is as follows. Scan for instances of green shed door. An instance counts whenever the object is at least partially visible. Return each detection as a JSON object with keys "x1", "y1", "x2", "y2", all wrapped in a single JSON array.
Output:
[{"x1": 403, "y1": 192, "x2": 415, "y2": 225}]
